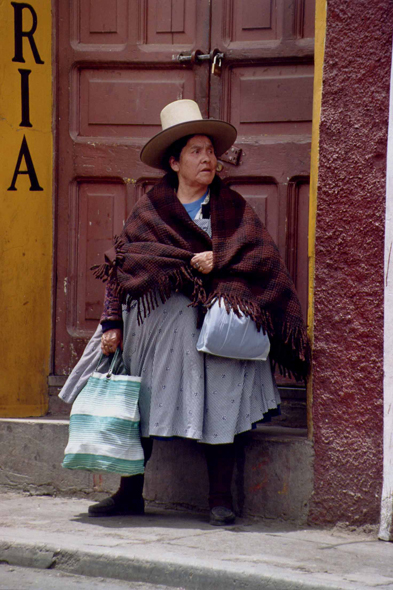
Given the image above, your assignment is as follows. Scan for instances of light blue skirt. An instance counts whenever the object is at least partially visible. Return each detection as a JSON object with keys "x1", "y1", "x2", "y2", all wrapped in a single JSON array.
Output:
[{"x1": 122, "y1": 293, "x2": 280, "y2": 445}]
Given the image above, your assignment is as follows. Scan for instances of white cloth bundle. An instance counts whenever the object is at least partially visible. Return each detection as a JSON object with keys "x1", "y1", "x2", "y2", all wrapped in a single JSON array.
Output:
[{"x1": 197, "y1": 301, "x2": 270, "y2": 361}]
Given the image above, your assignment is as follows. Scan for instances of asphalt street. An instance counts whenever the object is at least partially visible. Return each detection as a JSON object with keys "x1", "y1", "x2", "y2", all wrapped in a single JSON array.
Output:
[{"x1": 0, "y1": 564, "x2": 182, "y2": 590}]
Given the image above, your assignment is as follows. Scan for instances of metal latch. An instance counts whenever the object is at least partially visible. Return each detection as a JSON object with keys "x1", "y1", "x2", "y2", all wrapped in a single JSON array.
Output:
[{"x1": 175, "y1": 48, "x2": 224, "y2": 69}]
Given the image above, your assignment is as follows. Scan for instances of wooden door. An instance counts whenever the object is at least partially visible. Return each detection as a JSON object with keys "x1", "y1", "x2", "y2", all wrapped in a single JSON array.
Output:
[
  {"x1": 55, "y1": 0, "x2": 211, "y2": 374},
  {"x1": 209, "y1": 0, "x2": 315, "y2": 390},
  {"x1": 54, "y1": 0, "x2": 314, "y2": 380},
  {"x1": 210, "y1": 0, "x2": 314, "y2": 318}
]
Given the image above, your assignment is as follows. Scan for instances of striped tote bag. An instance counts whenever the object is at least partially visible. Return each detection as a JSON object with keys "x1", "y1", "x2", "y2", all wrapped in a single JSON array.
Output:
[{"x1": 62, "y1": 349, "x2": 144, "y2": 476}]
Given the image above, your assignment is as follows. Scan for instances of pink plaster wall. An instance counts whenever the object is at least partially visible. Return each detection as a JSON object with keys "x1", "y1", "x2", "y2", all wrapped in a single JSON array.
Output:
[{"x1": 310, "y1": 0, "x2": 393, "y2": 525}]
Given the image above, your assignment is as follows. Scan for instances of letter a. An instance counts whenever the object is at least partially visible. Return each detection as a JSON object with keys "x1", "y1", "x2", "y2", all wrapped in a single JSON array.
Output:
[{"x1": 8, "y1": 135, "x2": 44, "y2": 191}]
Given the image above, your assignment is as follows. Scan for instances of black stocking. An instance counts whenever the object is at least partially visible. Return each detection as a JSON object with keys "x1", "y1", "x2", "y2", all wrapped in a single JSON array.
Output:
[{"x1": 202, "y1": 443, "x2": 236, "y2": 510}]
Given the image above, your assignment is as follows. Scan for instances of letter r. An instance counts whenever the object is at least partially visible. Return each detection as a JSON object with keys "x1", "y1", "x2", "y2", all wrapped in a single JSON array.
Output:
[{"x1": 11, "y1": 2, "x2": 44, "y2": 64}]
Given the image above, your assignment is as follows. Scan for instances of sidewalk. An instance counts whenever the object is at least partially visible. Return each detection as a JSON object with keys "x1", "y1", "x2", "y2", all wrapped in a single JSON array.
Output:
[{"x1": 0, "y1": 492, "x2": 392, "y2": 590}]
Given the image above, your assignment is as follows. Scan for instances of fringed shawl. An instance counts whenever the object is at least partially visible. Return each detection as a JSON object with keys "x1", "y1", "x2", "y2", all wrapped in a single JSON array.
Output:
[{"x1": 94, "y1": 175, "x2": 311, "y2": 381}]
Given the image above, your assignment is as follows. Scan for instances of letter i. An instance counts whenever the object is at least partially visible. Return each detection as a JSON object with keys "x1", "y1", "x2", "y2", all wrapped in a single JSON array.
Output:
[{"x1": 18, "y1": 68, "x2": 32, "y2": 127}]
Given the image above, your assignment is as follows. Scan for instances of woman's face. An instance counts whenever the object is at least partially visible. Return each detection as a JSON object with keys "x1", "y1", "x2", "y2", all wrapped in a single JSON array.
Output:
[{"x1": 169, "y1": 135, "x2": 217, "y2": 189}]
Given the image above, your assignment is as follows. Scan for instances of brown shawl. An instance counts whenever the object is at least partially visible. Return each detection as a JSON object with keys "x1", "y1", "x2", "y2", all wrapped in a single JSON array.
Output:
[{"x1": 94, "y1": 175, "x2": 311, "y2": 381}]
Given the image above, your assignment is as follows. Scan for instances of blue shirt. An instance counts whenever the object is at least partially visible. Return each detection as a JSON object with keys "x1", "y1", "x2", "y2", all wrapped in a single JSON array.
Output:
[{"x1": 183, "y1": 190, "x2": 209, "y2": 220}]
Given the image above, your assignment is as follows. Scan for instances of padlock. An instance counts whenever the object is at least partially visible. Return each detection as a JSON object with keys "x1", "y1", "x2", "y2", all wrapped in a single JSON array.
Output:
[{"x1": 211, "y1": 54, "x2": 222, "y2": 77}]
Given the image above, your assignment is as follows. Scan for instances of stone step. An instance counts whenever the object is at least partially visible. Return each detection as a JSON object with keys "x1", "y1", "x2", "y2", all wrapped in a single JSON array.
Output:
[
  {"x1": 48, "y1": 375, "x2": 308, "y2": 427},
  {"x1": 0, "y1": 419, "x2": 313, "y2": 523}
]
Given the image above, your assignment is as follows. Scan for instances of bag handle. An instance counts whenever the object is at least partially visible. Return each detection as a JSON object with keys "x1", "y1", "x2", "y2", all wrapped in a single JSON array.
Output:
[
  {"x1": 95, "y1": 347, "x2": 122, "y2": 377},
  {"x1": 106, "y1": 348, "x2": 121, "y2": 378}
]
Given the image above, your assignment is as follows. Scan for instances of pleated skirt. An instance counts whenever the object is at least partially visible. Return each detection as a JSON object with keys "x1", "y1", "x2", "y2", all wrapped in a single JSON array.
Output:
[{"x1": 122, "y1": 293, "x2": 280, "y2": 445}]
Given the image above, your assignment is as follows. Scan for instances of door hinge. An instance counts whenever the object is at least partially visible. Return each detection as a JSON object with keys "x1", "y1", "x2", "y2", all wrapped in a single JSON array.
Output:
[{"x1": 220, "y1": 146, "x2": 242, "y2": 166}]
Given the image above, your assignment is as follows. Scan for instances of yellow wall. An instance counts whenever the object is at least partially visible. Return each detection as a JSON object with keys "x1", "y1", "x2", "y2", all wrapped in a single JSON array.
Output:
[
  {"x1": 307, "y1": 0, "x2": 327, "y2": 438},
  {"x1": 0, "y1": 0, "x2": 53, "y2": 416}
]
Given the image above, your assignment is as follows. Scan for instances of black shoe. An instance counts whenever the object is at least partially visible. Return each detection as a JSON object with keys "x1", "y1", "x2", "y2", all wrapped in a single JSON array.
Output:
[
  {"x1": 209, "y1": 506, "x2": 236, "y2": 526},
  {"x1": 88, "y1": 495, "x2": 145, "y2": 517}
]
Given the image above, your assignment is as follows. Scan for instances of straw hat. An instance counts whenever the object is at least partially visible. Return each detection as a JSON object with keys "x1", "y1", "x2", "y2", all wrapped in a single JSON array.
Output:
[{"x1": 140, "y1": 99, "x2": 237, "y2": 170}]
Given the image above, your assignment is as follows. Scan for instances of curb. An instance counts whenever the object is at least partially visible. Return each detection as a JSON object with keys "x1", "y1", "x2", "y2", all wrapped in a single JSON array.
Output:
[{"x1": 0, "y1": 540, "x2": 357, "y2": 590}]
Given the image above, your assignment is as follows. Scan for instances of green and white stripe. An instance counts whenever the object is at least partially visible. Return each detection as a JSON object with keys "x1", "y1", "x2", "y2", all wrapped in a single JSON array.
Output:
[
  {"x1": 63, "y1": 453, "x2": 144, "y2": 476},
  {"x1": 62, "y1": 371, "x2": 144, "y2": 476},
  {"x1": 70, "y1": 372, "x2": 141, "y2": 421}
]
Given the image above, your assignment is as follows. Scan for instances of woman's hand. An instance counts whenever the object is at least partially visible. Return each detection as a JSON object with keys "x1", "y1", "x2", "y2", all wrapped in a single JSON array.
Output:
[
  {"x1": 191, "y1": 251, "x2": 213, "y2": 274},
  {"x1": 101, "y1": 328, "x2": 123, "y2": 356}
]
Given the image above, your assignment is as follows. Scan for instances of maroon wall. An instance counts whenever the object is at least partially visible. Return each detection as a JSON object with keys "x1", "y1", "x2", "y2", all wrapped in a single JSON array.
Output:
[{"x1": 310, "y1": 0, "x2": 393, "y2": 526}]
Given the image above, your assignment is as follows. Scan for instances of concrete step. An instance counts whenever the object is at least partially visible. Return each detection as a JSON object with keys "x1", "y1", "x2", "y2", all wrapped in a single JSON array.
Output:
[
  {"x1": 48, "y1": 377, "x2": 308, "y2": 427},
  {"x1": 0, "y1": 419, "x2": 313, "y2": 523}
]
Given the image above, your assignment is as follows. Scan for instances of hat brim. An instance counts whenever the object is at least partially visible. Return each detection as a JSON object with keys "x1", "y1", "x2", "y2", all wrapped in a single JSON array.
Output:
[{"x1": 140, "y1": 119, "x2": 237, "y2": 170}]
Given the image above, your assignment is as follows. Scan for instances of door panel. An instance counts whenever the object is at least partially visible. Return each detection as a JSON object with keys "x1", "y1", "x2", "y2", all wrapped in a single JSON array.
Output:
[
  {"x1": 285, "y1": 178, "x2": 310, "y2": 319},
  {"x1": 147, "y1": 0, "x2": 198, "y2": 44},
  {"x1": 77, "y1": 0, "x2": 129, "y2": 45},
  {"x1": 229, "y1": 0, "x2": 279, "y2": 42},
  {"x1": 77, "y1": 68, "x2": 196, "y2": 139},
  {"x1": 210, "y1": 0, "x2": 314, "y2": 385},
  {"x1": 66, "y1": 181, "x2": 128, "y2": 338},
  {"x1": 227, "y1": 181, "x2": 279, "y2": 246},
  {"x1": 210, "y1": 0, "x2": 313, "y2": 309},
  {"x1": 230, "y1": 65, "x2": 314, "y2": 129},
  {"x1": 55, "y1": 0, "x2": 210, "y2": 374}
]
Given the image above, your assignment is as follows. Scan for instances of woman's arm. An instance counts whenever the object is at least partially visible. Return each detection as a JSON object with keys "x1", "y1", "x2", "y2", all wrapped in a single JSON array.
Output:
[{"x1": 100, "y1": 281, "x2": 123, "y2": 355}]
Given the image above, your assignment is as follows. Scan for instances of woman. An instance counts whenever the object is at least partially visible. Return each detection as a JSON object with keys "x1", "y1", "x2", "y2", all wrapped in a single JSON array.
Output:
[{"x1": 88, "y1": 99, "x2": 310, "y2": 525}]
